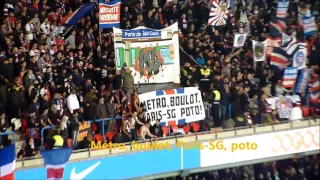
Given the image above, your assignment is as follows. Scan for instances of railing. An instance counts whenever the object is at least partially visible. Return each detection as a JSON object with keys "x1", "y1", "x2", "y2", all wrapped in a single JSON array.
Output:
[
  {"x1": 15, "y1": 118, "x2": 320, "y2": 169},
  {"x1": 40, "y1": 116, "x2": 123, "y2": 149},
  {"x1": 0, "y1": 131, "x2": 16, "y2": 145}
]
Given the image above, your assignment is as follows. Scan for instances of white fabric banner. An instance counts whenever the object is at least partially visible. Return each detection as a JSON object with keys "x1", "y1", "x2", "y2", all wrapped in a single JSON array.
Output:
[
  {"x1": 293, "y1": 47, "x2": 307, "y2": 70},
  {"x1": 252, "y1": 39, "x2": 268, "y2": 62},
  {"x1": 138, "y1": 87, "x2": 205, "y2": 126},
  {"x1": 233, "y1": 33, "x2": 247, "y2": 48}
]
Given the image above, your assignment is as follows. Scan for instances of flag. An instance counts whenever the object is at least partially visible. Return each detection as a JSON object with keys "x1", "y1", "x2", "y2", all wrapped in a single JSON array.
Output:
[
  {"x1": 281, "y1": 35, "x2": 305, "y2": 57},
  {"x1": 295, "y1": 68, "x2": 312, "y2": 94},
  {"x1": 298, "y1": 6, "x2": 311, "y2": 25},
  {"x1": 270, "y1": 47, "x2": 290, "y2": 69},
  {"x1": 281, "y1": 33, "x2": 291, "y2": 46},
  {"x1": 41, "y1": 148, "x2": 73, "y2": 180},
  {"x1": 276, "y1": 1, "x2": 289, "y2": 18},
  {"x1": 233, "y1": 33, "x2": 247, "y2": 48},
  {"x1": 239, "y1": 11, "x2": 250, "y2": 33},
  {"x1": 268, "y1": 16, "x2": 287, "y2": 39},
  {"x1": 266, "y1": 37, "x2": 281, "y2": 57},
  {"x1": 293, "y1": 47, "x2": 307, "y2": 69},
  {"x1": 208, "y1": 0, "x2": 230, "y2": 26},
  {"x1": 0, "y1": 144, "x2": 15, "y2": 180},
  {"x1": 99, "y1": 0, "x2": 121, "y2": 28},
  {"x1": 310, "y1": 73, "x2": 320, "y2": 104},
  {"x1": 282, "y1": 67, "x2": 298, "y2": 88},
  {"x1": 252, "y1": 39, "x2": 268, "y2": 62},
  {"x1": 303, "y1": 16, "x2": 317, "y2": 36},
  {"x1": 60, "y1": 3, "x2": 96, "y2": 25}
]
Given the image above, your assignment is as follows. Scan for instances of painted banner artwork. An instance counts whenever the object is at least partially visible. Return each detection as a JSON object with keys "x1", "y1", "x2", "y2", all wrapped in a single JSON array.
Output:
[
  {"x1": 267, "y1": 96, "x2": 296, "y2": 119},
  {"x1": 208, "y1": 0, "x2": 230, "y2": 26},
  {"x1": 113, "y1": 23, "x2": 180, "y2": 84},
  {"x1": 138, "y1": 87, "x2": 205, "y2": 126},
  {"x1": 293, "y1": 47, "x2": 307, "y2": 69},
  {"x1": 282, "y1": 67, "x2": 298, "y2": 88},
  {"x1": 252, "y1": 39, "x2": 268, "y2": 61},
  {"x1": 99, "y1": 0, "x2": 121, "y2": 28}
]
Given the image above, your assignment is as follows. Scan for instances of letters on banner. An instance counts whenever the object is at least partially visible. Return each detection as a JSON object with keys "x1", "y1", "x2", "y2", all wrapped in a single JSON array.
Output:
[
  {"x1": 282, "y1": 67, "x2": 298, "y2": 88},
  {"x1": 138, "y1": 87, "x2": 205, "y2": 126},
  {"x1": 293, "y1": 47, "x2": 307, "y2": 69},
  {"x1": 113, "y1": 23, "x2": 180, "y2": 84},
  {"x1": 233, "y1": 33, "x2": 247, "y2": 48},
  {"x1": 99, "y1": 0, "x2": 121, "y2": 28},
  {"x1": 77, "y1": 122, "x2": 92, "y2": 143},
  {"x1": 252, "y1": 39, "x2": 268, "y2": 61}
]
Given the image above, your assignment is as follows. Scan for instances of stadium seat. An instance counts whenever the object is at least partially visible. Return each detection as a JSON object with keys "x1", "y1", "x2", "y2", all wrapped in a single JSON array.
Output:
[
  {"x1": 105, "y1": 132, "x2": 114, "y2": 142},
  {"x1": 170, "y1": 125, "x2": 178, "y2": 132},
  {"x1": 183, "y1": 125, "x2": 190, "y2": 134},
  {"x1": 162, "y1": 126, "x2": 169, "y2": 136},
  {"x1": 190, "y1": 123, "x2": 200, "y2": 132},
  {"x1": 67, "y1": 139, "x2": 72, "y2": 148},
  {"x1": 94, "y1": 134, "x2": 103, "y2": 142}
]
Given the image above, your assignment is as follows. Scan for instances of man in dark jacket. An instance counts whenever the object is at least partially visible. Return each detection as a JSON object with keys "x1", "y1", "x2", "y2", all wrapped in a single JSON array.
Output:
[
  {"x1": 150, "y1": 119, "x2": 163, "y2": 138},
  {"x1": 70, "y1": 109, "x2": 80, "y2": 149}
]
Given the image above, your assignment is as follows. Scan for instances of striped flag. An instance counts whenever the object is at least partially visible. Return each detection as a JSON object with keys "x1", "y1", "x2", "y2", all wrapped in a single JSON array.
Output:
[
  {"x1": 276, "y1": 1, "x2": 289, "y2": 18},
  {"x1": 208, "y1": 0, "x2": 230, "y2": 26},
  {"x1": 298, "y1": 6, "x2": 311, "y2": 25},
  {"x1": 282, "y1": 67, "x2": 298, "y2": 88},
  {"x1": 303, "y1": 16, "x2": 317, "y2": 36},
  {"x1": 41, "y1": 148, "x2": 73, "y2": 180},
  {"x1": 281, "y1": 35, "x2": 305, "y2": 57},
  {"x1": 295, "y1": 68, "x2": 312, "y2": 95},
  {"x1": 281, "y1": 33, "x2": 291, "y2": 46},
  {"x1": 270, "y1": 47, "x2": 290, "y2": 69},
  {"x1": 60, "y1": 3, "x2": 96, "y2": 25},
  {"x1": 269, "y1": 16, "x2": 287, "y2": 39},
  {"x1": 0, "y1": 144, "x2": 15, "y2": 180},
  {"x1": 310, "y1": 73, "x2": 320, "y2": 104}
]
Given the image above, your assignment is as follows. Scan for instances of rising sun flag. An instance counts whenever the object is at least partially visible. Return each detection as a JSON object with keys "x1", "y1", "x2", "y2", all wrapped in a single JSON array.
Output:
[{"x1": 208, "y1": 0, "x2": 230, "y2": 26}]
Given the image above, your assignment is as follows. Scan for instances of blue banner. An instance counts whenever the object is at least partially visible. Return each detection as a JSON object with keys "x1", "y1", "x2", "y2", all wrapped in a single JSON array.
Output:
[
  {"x1": 295, "y1": 68, "x2": 312, "y2": 94},
  {"x1": 122, "y1": 29, "x2": 161, "y2": 39},
  {"x1": 99, "y1": 0, "x2": 121, "y2": 28},
  {"x1": 16, "y1": 147, "x2": 200, "y2": 179}
]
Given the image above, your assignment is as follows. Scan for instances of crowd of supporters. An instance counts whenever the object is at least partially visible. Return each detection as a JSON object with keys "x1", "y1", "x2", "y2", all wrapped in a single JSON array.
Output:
[{"x1": 0, "y1": 0, "x2": 319, "y2": 157}]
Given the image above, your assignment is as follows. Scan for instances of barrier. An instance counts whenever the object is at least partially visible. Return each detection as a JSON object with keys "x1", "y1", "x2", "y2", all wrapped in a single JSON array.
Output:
[
  {"x1": 0, "y1": 131, "x2": 16, "y2": 145},
  {"x1": 16, "y1": 118, "x2": 320, "y2": 170},
  {"x1": 14, "y1": 119, "x2": 320, "y2": 179}
]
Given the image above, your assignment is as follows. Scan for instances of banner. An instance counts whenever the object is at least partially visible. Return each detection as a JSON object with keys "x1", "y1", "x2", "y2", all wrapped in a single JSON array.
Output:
[
  {"x1": 295, "y1": 68, "x2": 312, "y2": 94},
  {"x1": 0, "y1": 144, "x2": 15, "y2": 180},
  {"x1": 138, "y1": 87, "x2": 205, "y2": 126},
  {"x1": 77, "y1": 122, "x2": 92, "y2": 143},
  {"x1": 266, "y1": 96, "x2": 298, "y2": 119},
  {"x1": 233, "y1": 33, "x2": 247, "y2": 48},
  {"x1": 200, "y1": 126, "x2": 319, "y2": 167},
  {"x1": 99, "y1": 0, "x2": 121, "y2": 28},
  {"x1": 113, "y1": 23, "x2": 180, "y2": 84},
  {"x1": 61, "y1": 3, "x2": 96, "y2": 25},
  {"x1": 252, "y1": 40, "x2": 268, "y2": 61},
  {"x1": 208, "y1": 0, "x2": 230, "y2": 26},
  {"x1": 293, "y1": 47, "x2": 307, "y2": 69},
  {"x1": 282, "y1": 67, "x2": 298, "y2": 88}
]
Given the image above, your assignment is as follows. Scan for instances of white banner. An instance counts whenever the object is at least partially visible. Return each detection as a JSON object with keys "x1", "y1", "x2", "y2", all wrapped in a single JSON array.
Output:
[
  {"x1": 113, "y1": 23, "x2": 180, "y2": 84},
  {"x1": 138, "y1": 87, "x2": 205, "y2": 126},
  {"x1": 266, "y1": 95, "x2": 301, "y2": 119},
  {"x1": 200, "y1": 126, "x2": 320, "y2": 167},
  {"x1": 252, "y1": 39, "x2": 268, "y2": 61},
  {"x1": 233, "y1": 33, "x2": 247, "y2": 48},
  {"x1": 293, "y1": 47, "x2": 307, "y2": 70}
]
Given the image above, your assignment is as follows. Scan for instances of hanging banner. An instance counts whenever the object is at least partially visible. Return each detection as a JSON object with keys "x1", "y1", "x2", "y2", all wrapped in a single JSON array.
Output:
[
  {"x1": 293, "y1": 47, "x2": 307, "y2": 70},
  {"x1": 282, "y1": 67, "x2": 298, "y2": 88},
  {"x1": 138, "y1": 87, "x2": 205, "y2": 126},
  {"x1": 233, "y1": 33, "x2": 247, "y2": 48},
  {"x1": 113, "y1": 23, "x2": 180, "y2": 84},
  {"x1": 252, "y1": 39, "x2": 268, "y2": 61},
  {"x1": 295, "y1": 68, "x2": 312, "y2": 94},
  {"x1": 266, "y1": 96, "x2": 296, "y2": 119},
  {"x1": 99, "y1": 0, "x2": 121, "y2": 28}
]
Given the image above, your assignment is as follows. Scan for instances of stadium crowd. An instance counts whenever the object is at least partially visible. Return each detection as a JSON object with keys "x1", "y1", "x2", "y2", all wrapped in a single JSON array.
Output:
[{"x1": 0, "y1": 0, "x2": 319, "y2": 158}]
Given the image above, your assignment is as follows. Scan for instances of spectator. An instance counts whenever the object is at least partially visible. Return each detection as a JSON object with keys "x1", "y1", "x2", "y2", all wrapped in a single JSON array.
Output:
[
  {"x1": 70, "y1": 109, "x2": 80, "y2": 148},
  {"x1": 25, "y1": 137, "x2": 39, "y2": 157},
  {"x1": 67, "y1": 88, "x2": 80, "y2": 114},
  {"x1": 122, "y1": 68, "x2": 134, "y2": 105},
  {"x1": 138, "y1": 122, "x2": 157, "y2": 142},
  {"x1": 150, "y1": 119, "x2": 163, "y2": 138}
]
